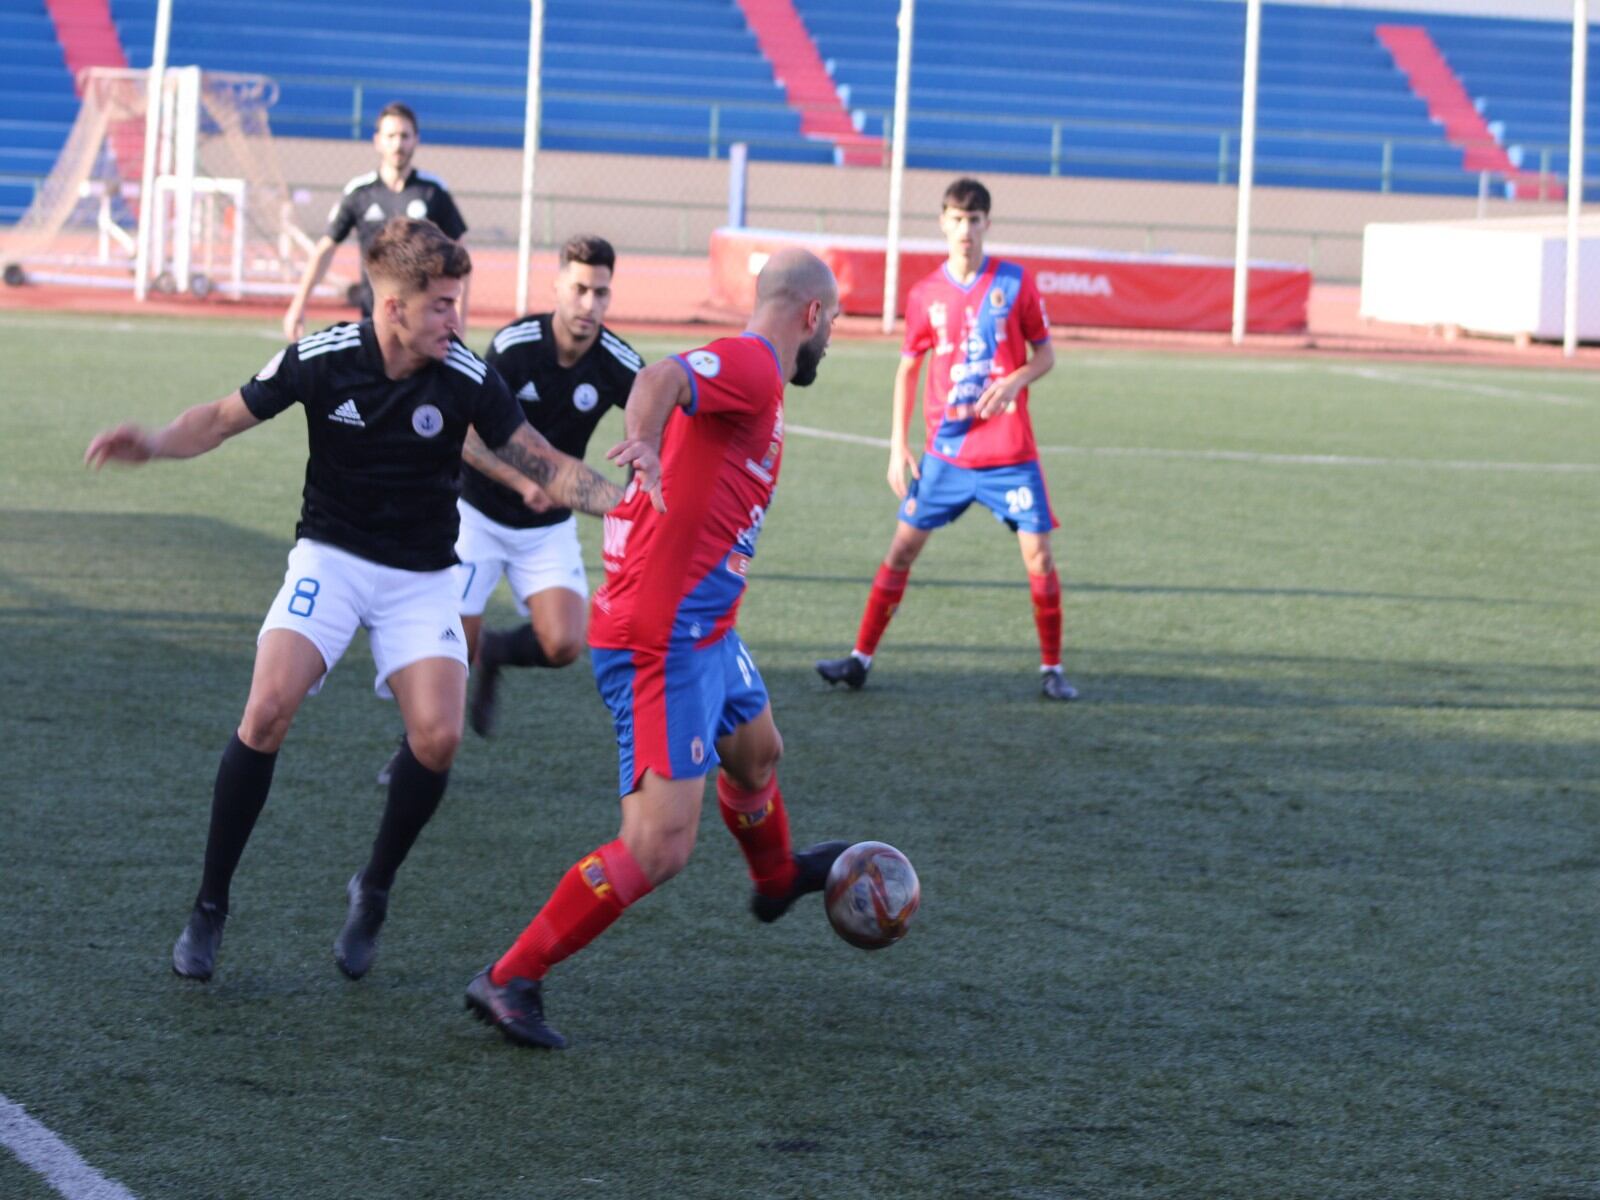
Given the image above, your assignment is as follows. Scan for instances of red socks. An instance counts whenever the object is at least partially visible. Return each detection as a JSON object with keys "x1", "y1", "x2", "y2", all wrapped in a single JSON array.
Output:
[
  {"x1": 491, "y1": 838, "x2": 652, "y2": 984},
  {"x1": 1030, "y1": 571, "x2": 1063, "y2": 669},
  {"x1": 718, "y1": 774, "x2": 796, "y2": 898},
  {"x1": 853, "y1": 564, "x2": 910, "y2": 656}
]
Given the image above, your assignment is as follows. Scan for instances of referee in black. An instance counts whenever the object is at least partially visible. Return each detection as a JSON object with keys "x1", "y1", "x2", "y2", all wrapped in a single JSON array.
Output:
[
  {"x1": 283, "y1": 101, "x2": 469, "y2": 340},
  {"x1": 86, "y1": 218, "x2": 653, "y2": 984}
]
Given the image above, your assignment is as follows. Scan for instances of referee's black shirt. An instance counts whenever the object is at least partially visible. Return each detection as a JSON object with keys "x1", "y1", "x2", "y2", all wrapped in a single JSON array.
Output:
[{"x1": 326, "y1": 170, "x2": 468, "y2": 311}]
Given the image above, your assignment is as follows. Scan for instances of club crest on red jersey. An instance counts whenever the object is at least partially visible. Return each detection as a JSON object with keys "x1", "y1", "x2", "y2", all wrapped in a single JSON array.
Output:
[{"x1": 686, "y1": 350, "x2": 721, "y2": 378}]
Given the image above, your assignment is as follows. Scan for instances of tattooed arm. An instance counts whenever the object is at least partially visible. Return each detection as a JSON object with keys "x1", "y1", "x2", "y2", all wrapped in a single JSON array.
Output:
[
  {"x1": 462, "y1": 428, "x2": 554, "y2": 511},
  {"x1": 466, "y1": 421, "x2": 624, "y2": 517}
]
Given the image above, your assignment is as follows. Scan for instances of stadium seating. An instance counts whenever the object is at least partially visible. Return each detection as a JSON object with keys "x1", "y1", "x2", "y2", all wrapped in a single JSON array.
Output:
[
  {"x1": 109, "y1": 0, "x2": 834, "y2": 163},
  {"x1": 0, "y1": 0, "x2": 78, "y2": 222},
  {"x1": 6, "y1": 0, "x2": 1600, "y2": 219},
  {"x1": 799, "y1": 0, "x2": 1506, "y2": 195}
]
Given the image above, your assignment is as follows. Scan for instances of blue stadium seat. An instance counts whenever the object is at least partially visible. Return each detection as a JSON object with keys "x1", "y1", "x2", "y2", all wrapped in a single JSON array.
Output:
[{"x1": 108, "y1": 0, "x2": 822, "y2": 164}]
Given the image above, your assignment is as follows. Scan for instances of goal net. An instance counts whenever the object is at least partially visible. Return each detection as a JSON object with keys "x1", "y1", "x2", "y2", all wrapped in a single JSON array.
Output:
[{"x1": 1, "y1": 66, "x2": 311, "y2": 298}]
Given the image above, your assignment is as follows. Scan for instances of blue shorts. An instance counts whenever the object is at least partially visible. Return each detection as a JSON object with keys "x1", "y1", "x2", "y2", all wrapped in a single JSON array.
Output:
[
  {"x1": 591, "y1": 630, "x2": 770, "y2": 796},
  {"x1": 897, "y1": 455, "x2": 1059, "y2": 534}
]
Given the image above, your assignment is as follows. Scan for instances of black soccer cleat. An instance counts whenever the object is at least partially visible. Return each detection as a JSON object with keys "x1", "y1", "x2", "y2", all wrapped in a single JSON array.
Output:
[
  {"x1": 752, "y1": 840, "x2": 851, "y2": 923},
  {"x1": 1041, "y1": 670, "x2": 1079, "y2": 702},
  {"x1": 815, "y1": 655, "x2": 869, "y2": 691},
  {"x1": 172, "y1": 901, "x2": 227, "y2": 981},
  {"x1": 375, "y1": 734, "x2": 405, "y2": 787},
  {"x1": 333, "y1": 872, "x2": 389, "y2": 980},
  {"x1": 465, "y1": 967, "x2": 568, "y2": 1050},
  {"x1": 468, "y1": 633, "x2": 506, "y2": 738}
]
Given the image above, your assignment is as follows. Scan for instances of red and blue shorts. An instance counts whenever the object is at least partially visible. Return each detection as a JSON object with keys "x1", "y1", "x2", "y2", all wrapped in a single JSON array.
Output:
[
  {"x1": 591, "y1": 630, "x2": 770, "y2": 796},
  {"x1": 898, "y1": 454, "x2": 1058, "y2": 534}
]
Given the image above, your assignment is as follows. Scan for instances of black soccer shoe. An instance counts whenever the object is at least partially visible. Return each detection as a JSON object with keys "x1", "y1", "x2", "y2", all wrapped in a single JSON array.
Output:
[
  {"x1": 465, "y1": 967, "x2": 568, "y2": 1050},
  {"x1": 751, "y1": 840, "x2": 851, "y2": 924},
  {"x1": 172, "y1": 901, "x2": 227, "y2": 981},
  {"x1": 375, "y1": 734, "x2": 405, "y2": 787},
  {"x1": 1041, "y1": 671, "x2": 1079, "y2": 702},
  {"x1": 468, "y1": 633, "x2": 506, "y2": 738},
  {"x1": 815, "y1": 655, "x2": 869, "y2": 691},
  {"x1": 333, "y1": 872, "x2": 389, "y2": 980}
]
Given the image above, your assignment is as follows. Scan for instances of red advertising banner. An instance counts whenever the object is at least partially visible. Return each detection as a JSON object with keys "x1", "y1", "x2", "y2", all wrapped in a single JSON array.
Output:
[{"x1": 709, "y1": 228, "x2": 1310, "y2": 333}]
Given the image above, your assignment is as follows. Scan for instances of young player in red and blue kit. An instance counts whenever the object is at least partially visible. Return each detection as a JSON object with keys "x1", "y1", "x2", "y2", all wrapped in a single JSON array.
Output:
[
  {"x1": 818, "y1": 177, "x2": 1078, "y2": 701},
  {"x1": 465, "y1": 249, "x2": 846, "y2": 1049}
]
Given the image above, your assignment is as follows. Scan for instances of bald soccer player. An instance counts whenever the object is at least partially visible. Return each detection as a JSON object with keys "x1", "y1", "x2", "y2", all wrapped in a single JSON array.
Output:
[{"x1": 463, "y1": 250, "x2": 849, "y2": 1050}]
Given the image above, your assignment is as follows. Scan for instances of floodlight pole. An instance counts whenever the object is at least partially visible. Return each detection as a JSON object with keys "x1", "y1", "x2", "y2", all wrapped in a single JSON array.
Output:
[
  {"x1": 1230, "y1": 0, "x2": 1262, "y2": 346},
  {"x1": 881, "y1": 0, "x2": 914, "y2": 334},
  {"x1": 515, "y1": 0, "x2": 545, "y2": 317},
  {"x1": 1563, "y1": 0, "x2": 1588, "y2": 357},
  {"x1": 133, "y1": 0, "x2": 173, "y2": 302}
]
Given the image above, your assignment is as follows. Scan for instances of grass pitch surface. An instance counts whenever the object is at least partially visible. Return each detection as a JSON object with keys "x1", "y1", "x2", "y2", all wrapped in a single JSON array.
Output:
[{"x1": 1, "y1": 312, "x2": 1596, "y2": 1199}]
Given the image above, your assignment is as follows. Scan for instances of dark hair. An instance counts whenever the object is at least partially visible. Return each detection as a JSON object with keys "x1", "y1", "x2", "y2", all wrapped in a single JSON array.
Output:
[
  {"x1": 375, "y1": 102, "x2": 419, "y2": 135},
  {"x1": 559, "y1": 234, "x2": 616, "y2": 272},
  {"x1": 941, "y1": 177, "x2": 991, "y2": 215},
  {"x1": 364, "y1": 217, "x2": 471, "y2": 294}
]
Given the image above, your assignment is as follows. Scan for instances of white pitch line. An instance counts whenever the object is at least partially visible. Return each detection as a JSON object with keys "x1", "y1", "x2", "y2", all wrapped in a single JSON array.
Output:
[
  {"x1": 1328, "y1": 364, "x2": 1591, "y2": 408},
  {"x1": 0, "y1": 1094, "x2": 138, "y2": 1200},
  {"x1": 787, "y1": 423, "x2": 1600, "y2": 474}
]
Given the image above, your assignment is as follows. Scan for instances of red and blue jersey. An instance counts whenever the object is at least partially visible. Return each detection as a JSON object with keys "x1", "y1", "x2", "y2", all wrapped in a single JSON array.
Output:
[
  {"x1": 589, "y1": 333, "x2": 786, "y2": 654},
  {"x1": 902, "y1": 257, "x2": 1051, "y2": 469}
]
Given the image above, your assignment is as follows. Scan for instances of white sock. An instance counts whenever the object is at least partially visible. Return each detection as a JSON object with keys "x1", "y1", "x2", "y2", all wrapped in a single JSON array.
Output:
[
  {"x1": 1040, "y1": 663, "x2": 1062, "y2": 675},
  {"x1": 851, "y1": 650, "x2": 873, "y2": 668}
]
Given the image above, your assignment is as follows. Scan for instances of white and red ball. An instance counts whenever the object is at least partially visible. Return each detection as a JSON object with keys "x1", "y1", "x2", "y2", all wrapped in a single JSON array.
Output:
[{"x1": 824, "y1": 841, "x2": 920, "y2": 950}]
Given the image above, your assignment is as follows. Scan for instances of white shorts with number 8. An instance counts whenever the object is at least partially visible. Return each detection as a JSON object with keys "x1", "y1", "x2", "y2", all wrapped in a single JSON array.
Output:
[{"x1": 259, "y1": 538, "x2": 469, "y2": 699}]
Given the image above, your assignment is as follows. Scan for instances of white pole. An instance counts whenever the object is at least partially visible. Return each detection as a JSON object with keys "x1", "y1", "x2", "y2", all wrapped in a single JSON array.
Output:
[
  {"x1": 515, "y1": 0, "x2": 545, "y2": 317},
  {"x1": 1564, "y1": 0, "x2": 1588, "y2": 357},
  {"x1": 881, "y1": 0, "x2": 914, "y2": 334},
  {"x1": 1230, "y1": 0, "x2": 1262, "y2": 345},
  {"x1": 133, "y1": 0, "x2": 173, "y2": 301}
]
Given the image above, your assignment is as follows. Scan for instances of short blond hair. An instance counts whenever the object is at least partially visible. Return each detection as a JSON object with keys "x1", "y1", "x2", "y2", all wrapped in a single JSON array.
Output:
[{"x1": 364, "y1": 217, "x2": 471, "y2": 295}]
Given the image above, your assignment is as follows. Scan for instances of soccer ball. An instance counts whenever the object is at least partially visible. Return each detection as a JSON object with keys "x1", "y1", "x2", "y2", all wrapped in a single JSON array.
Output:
[{"x1": 824, "y1": 841, "x2": 920, "y2": 950}]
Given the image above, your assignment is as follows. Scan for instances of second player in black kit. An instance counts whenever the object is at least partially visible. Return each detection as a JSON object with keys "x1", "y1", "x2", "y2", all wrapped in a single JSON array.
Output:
[
  {"x1": 466, "y1": 315, "x2": 640, "y2": 529},
  {"x1": 451, "y1": 235, "x2": 644, "y2": 742}
]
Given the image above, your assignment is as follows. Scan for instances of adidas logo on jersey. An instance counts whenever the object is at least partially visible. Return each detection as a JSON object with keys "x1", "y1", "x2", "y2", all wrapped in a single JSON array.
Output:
[
  {"x1": 363, "y1": 202, "x2": 385, "y2": 222},
  {"x1": 330, "y1": 399, "x2": 365, "y2": 427},
  {"x1": 516, "y1": 381, "x2": 540, "y2": 402},
  {"x1": 441, "y1": 627, "x2": 460, "y2": 642}
]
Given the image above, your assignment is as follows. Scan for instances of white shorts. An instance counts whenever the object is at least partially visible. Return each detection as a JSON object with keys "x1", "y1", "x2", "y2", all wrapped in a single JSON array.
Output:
[
  {"x1": 454, "y1": 499, "x2": 588, "y2": 619},
  {"x1": 258, "y1": 539, "x2": 469, "y2": 699}
]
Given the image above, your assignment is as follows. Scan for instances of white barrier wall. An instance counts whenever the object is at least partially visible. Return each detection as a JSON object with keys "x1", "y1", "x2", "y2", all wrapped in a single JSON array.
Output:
[{"x1": 1361, "y1": 216, "x2": 1600, "y2": 340}]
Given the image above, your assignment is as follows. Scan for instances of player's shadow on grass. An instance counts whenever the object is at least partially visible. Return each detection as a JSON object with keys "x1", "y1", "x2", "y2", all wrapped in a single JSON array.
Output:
[
  {"x1": 0, "y1": 509, "x2": 289, "y2": 627},
  {"x1": 762, "y1": 570, "x2": 1545, "y2": 608},
  {"x1": 768, "y1": 648, "x2": 1600, "y2": 714}
]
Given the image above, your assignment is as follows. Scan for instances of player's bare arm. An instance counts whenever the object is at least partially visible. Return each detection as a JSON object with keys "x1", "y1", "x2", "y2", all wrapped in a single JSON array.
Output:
[
  {"x1": 85, "y1": 391, "x2": 262, "y2": 468},
  {"x1": 488, "y1": 421, "x2": 624, "y2": 517},
  {"x1": 975, "y1": 337, "x2": 1055, "y2": 420},
  {"x1": 462, "y1": 427, "x2": 553, "y2": 512},
  {"x1": 887, "y1": 354, "x2": 924, "y2": 498},
  {"x1": 605, "y1": 357, "x2": 689, "y2": 511},
  {"x1": 283, "y1": 236, "x2": 340, "y2": 341}
]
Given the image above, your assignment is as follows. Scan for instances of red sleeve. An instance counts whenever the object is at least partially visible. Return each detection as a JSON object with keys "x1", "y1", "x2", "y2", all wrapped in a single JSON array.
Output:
[
  {"x1": 901, "y1": 285, "x2": 934, "y2": 357},
  {"x1": 674, "y1": 341, "x2": 771, "y2": 416},
  {"x1": 1019, "y1": 270, "x2": 1050, "y2": 343}
]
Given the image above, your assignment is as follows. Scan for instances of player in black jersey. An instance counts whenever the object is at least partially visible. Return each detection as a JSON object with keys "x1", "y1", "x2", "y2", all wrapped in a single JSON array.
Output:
[
  {"x1": 282, "y1": 102, "x2": 469, "y2": 340},
  {"x1": 86, "y1": 219, "x2": 649, "y2": 984},
  {"x1": 372, "y1": 235, "x2": 641, "y2": 782},
  {"x1": 461, "y1": 236, "x2": 643, "y2": 734}
]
